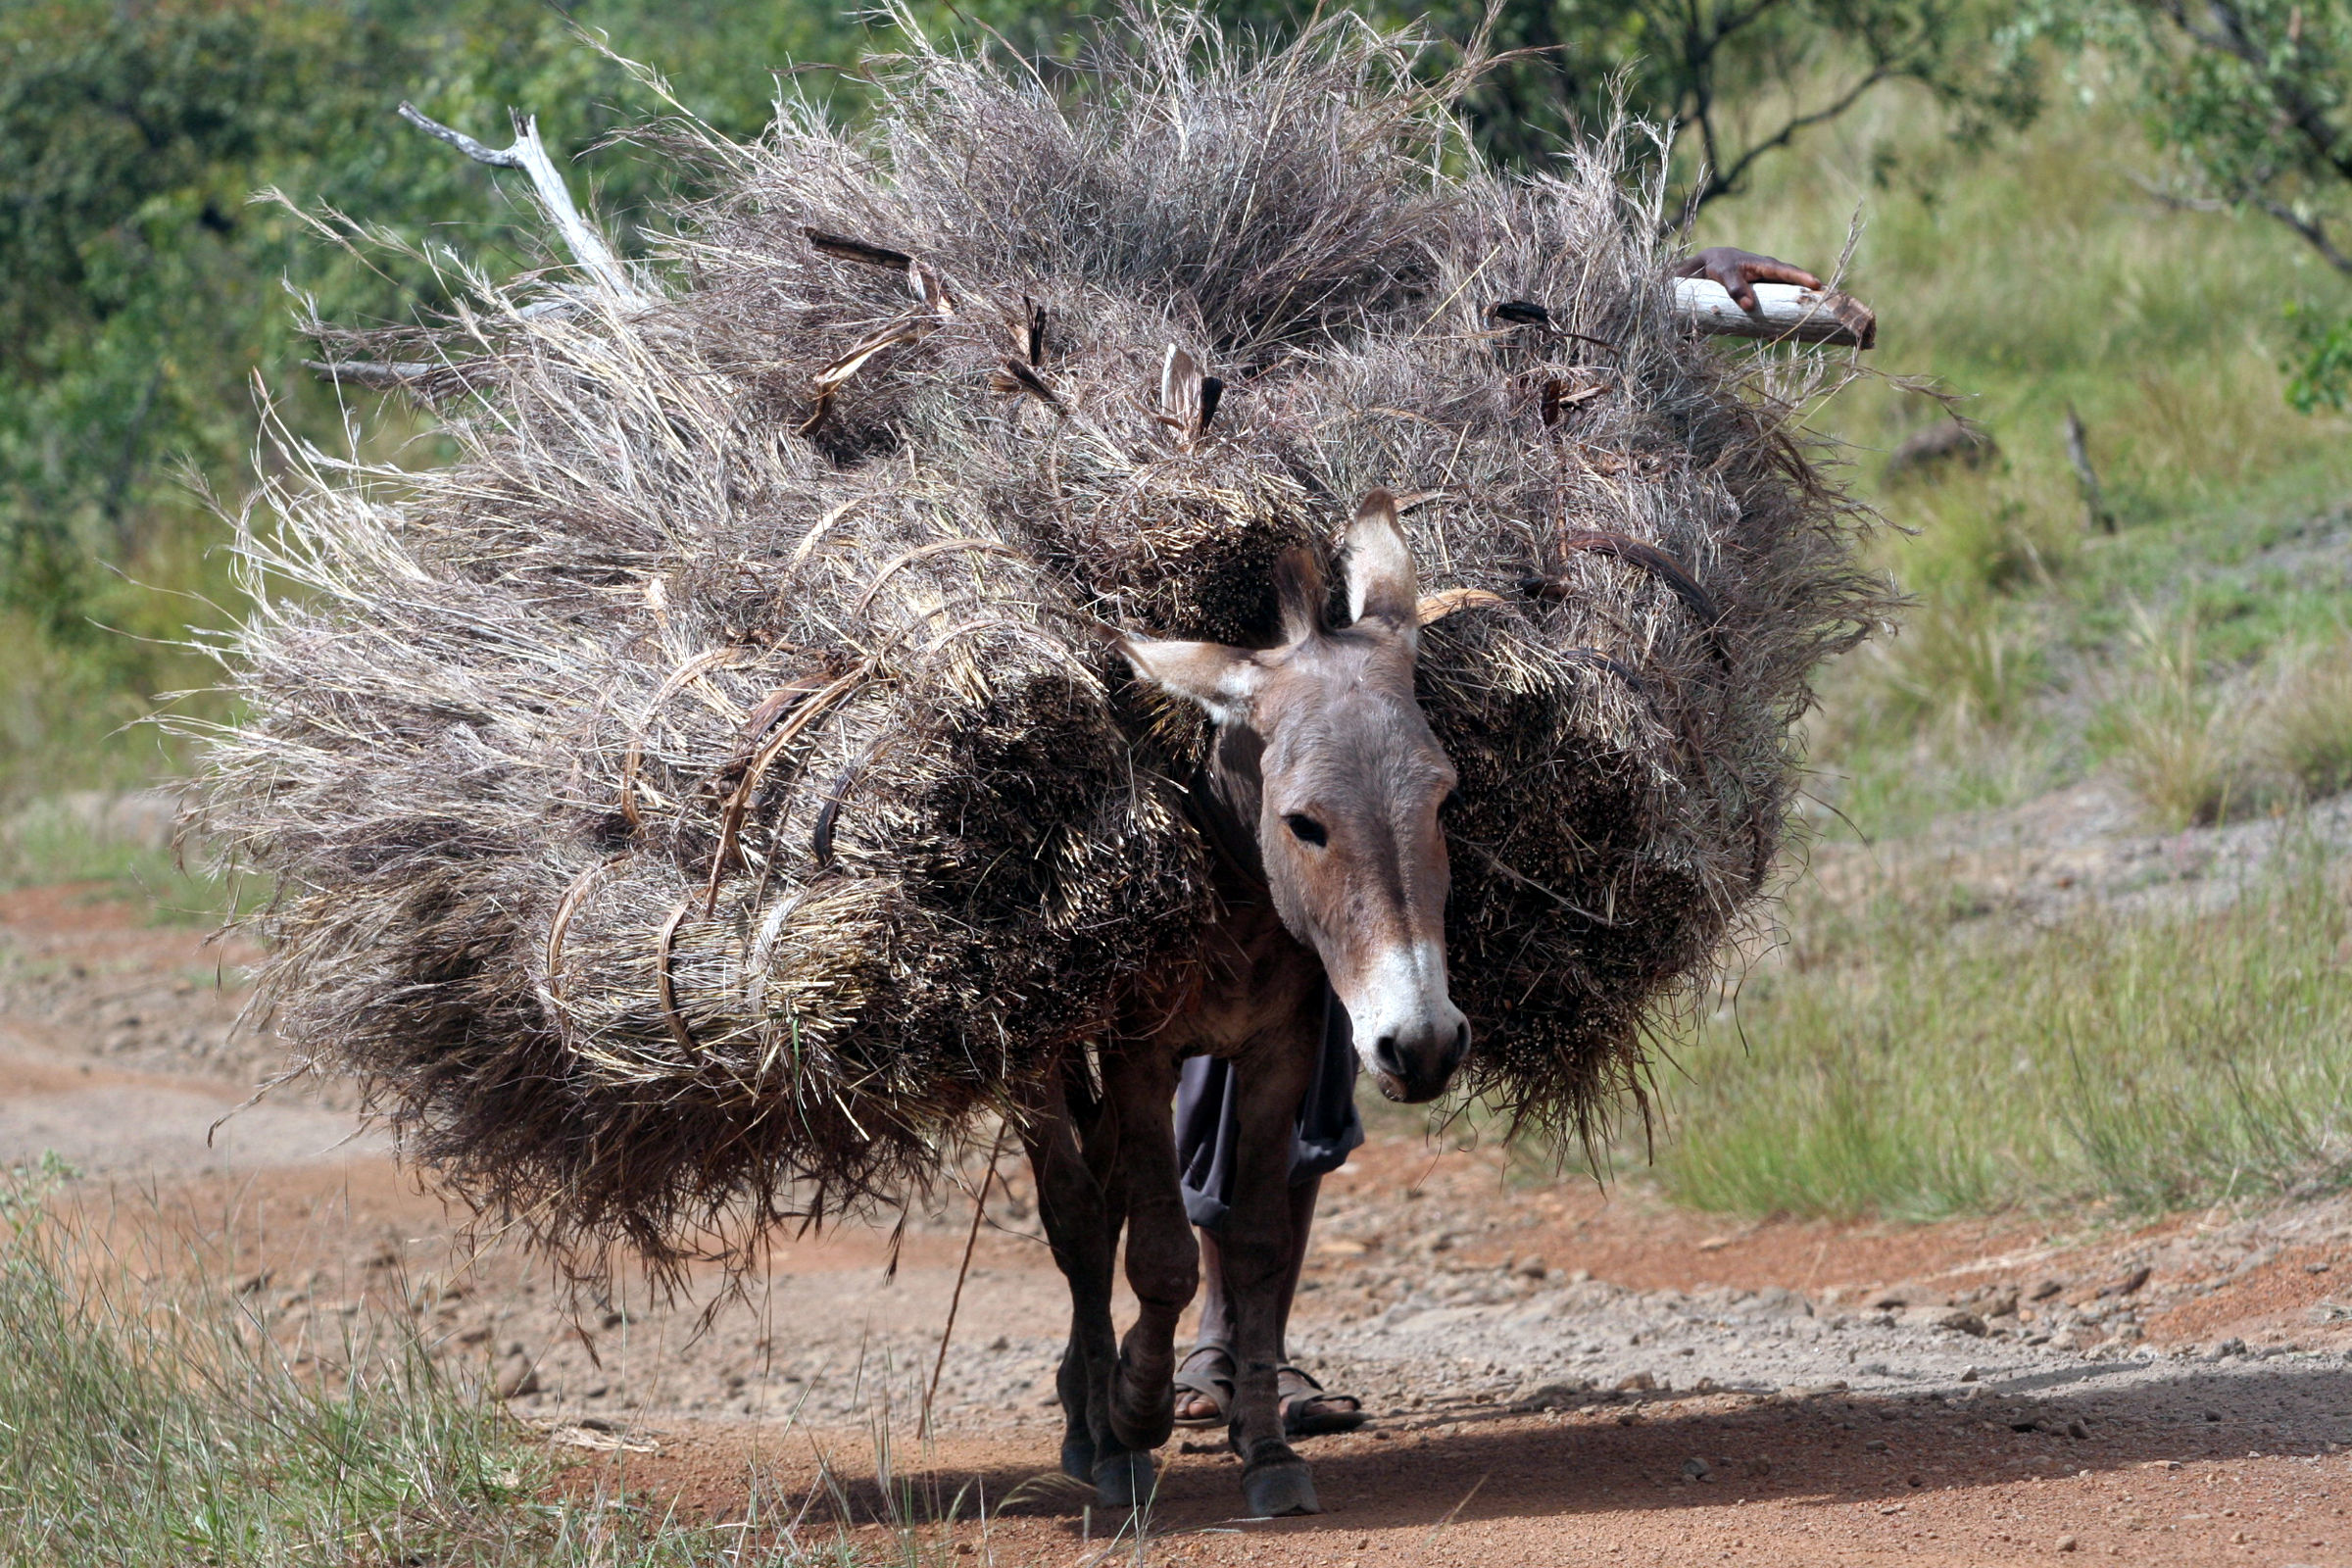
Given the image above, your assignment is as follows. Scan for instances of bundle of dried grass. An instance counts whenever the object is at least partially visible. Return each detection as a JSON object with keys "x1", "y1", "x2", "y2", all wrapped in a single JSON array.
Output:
[{"x1": 193, "y1": 9, "x2": 1888, "y2": 1274}]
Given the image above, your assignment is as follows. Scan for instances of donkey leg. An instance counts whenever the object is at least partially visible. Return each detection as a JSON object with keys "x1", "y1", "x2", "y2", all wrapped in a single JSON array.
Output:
[
  {"x1": 1018, "y1": 1071, "x2": 1155, "y2": 1508},
  {"x1": 1103, "y1": 1045, "x2": 1196, "y2": 1452},
  {"x1": 1085, "y1": 1103, "x2": 1157, "y2": 1505},
  {"x1": 1220, "y1": 1030, "x2": 1322, "y2": 1516},
  {"x1": 1053, "y1": 1324, "x2": 1093, "y2": 1480}
]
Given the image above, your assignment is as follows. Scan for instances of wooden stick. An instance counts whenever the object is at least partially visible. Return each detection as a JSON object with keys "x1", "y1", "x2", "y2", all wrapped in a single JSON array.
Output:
[
  {"x1": 921, "y1": 1125, "x2": 1006, "y2": 1438},
  {"x1": 398, "y1": 102, "x2": 643, "y2": 306},
  {"x1": 1671, "y1": 277, "x2": 1876, "y2": 349},
  {"x1": 304, "y1": 359, "x2": 445, "y2": 385},
  {"x1": 2063, "y1": 405, "x2": 2115, "y2": 533}
]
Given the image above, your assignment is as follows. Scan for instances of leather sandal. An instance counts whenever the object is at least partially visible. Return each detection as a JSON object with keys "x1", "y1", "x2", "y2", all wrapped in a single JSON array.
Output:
[
  {"x1": 1171, "y1": 1343, "x2": 1235, "y2": 1428},
  {"x1": 1278, "y1": 1364, "x2": 1365, "y2": 1437}
]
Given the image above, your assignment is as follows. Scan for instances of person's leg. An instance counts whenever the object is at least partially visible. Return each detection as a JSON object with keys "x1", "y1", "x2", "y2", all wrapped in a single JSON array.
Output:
[
  {"x1": 1173, "y1": 1054, "x2": 1239, "y2": 1424},
  {"x1": 1267, "y1": 1173, "x2": 1360, "y2": 1433},
  {"x1": 1189, "y1": 1171, "x2": 1313, "y2": 1351},
  {"x1": 1176, "y1": 981, "x2": 1364, "y2": 1428},
  {"x1": 1194, "y1": 1228, "x2": 1232, "y2": 1344},
  {"x1": 1180, "y1": 1172, "x2": 1344, "y2": 1425}
]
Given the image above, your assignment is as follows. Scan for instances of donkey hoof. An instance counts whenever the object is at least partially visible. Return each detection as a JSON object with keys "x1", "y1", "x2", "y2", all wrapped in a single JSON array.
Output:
[
  {"x1": 1092, "y1": 1448, "x2": 1156, "y2": 1509},
  {"x1": 1242, "y1": 1460, "x2": 1321, "y2": 1517},
  {"x1": 1060, "y1": 1434, "x2": 1098, "y2": 1483}
]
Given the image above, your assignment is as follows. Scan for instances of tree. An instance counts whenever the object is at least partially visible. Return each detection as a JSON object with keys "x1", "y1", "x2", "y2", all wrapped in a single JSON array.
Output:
[
  {"x1": 0, "y1": 0, "x2": 873, "y2": 644},
  {"x1": 2023, "y1": 0, "x2": 2352, "y2": 407},
  {"x1": 0, "y1": 0, "x2": 891, "y2": 794},
  {"x1": 1446, "y1": 0, "x2": 2035, "y2": 213},
  {"x1": 960, "y1": 0, "x2": 2035, "y2": 215}
]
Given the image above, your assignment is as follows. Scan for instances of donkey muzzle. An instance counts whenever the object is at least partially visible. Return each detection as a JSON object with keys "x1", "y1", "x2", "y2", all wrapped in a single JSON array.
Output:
[
  {"x1": 1345, "y1": 945, "x2": 1470, "y2": 1102},
  {"x1": 1366, "y1": 1009, "x2": 1471, "y2": 1102}
]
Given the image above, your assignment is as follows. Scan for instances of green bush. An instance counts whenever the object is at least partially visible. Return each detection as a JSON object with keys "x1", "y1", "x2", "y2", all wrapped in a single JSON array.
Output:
[{"x1": 0, "y1": 0, "x2": 880, "y2": 806}]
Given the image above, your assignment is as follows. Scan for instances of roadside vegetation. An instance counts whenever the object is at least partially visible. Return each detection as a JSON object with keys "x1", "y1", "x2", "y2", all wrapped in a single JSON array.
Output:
[
  {"x1": 0, "y1": 1158, "x2": 929, "y2": 1565},
  {"x1": 1653, "y1": 850, "x2": 2352, "y2": 1220},
  {"x1": 1693, "y1": 69, "x2": 2352, "y2": 838},
  {"x1": 1620, "y1": 39, "x2": 2352, "y2": 1222},
  {"x1": 0, "y1": 798, "x2": 244, "y2": 922}
]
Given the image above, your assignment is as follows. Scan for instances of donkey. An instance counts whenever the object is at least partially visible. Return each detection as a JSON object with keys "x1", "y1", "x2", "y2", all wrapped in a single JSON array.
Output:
[{"x1": 1014, "y1": 489, "x2": 1469, "y2": 1517}]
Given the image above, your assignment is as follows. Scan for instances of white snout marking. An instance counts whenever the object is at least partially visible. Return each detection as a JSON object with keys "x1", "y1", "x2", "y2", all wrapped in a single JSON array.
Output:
[{"x1": 1347, "y1": 941, "x2": 1468, "y2": 1082}]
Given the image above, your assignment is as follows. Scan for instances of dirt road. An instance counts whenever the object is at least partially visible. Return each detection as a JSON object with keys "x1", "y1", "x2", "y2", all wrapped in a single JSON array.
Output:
[{"x1": 6, "y1": 879, "x2": 2351, "y2": 1565}]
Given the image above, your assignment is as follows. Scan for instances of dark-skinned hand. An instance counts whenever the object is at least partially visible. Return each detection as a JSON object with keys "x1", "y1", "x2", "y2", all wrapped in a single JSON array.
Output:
[{"x1": 1668, "y1": 246, "x2": 1825, "y2": 314}]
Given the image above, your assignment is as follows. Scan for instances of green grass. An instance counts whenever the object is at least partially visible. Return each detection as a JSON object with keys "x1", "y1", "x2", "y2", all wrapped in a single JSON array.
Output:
[
  {"x1": 1694, "y1": 76, "x2": 2352, "y2": 840},
  {"x1": 1648, "y1": 846, "x2": 2352, "y2": 1221},
  {"x1": 0, "y1": 505, "x2": 236, "y2": 809},
  {"x1": 0, "y1": 1158, "x2": 924, "y2": 1566},
  {"x1": 0, "y1": 795, "x2": 250, "y2": 924},
  {"x1": 1702, "y1": 75, "x2": 2352, "y2": 515}
]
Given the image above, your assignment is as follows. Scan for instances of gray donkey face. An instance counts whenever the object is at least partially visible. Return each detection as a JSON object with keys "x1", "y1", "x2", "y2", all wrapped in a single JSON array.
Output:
[{"x1": 1122, "y1": 490, "x2": 1469, "y2": 1103}]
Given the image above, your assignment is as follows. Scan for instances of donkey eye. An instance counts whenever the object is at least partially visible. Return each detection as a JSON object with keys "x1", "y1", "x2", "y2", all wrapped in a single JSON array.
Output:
[{"x1": 1284, "y1": 813, "x2": 1329, "y2": 847}]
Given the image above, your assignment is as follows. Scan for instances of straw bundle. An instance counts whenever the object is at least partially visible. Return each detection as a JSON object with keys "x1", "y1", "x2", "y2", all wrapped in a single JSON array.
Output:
[{"x1": 194, "y1": 11, "x2": 1889, "y2": 1273}]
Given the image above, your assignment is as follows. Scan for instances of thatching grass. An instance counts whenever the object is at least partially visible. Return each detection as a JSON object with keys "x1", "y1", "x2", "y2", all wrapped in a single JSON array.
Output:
[{"x1": 189, "y1": 9, "x2": 1888, "y2": 1278}]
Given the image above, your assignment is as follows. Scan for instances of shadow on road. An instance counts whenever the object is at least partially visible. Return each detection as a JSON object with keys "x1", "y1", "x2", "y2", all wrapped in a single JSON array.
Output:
[{"x1": 773, "y1": 1359, "x2": 2348, "y2": 1536}]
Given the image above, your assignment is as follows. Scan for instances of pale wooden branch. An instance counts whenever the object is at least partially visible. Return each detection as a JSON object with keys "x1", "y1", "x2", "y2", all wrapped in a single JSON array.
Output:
[
  {"x1": 397, "y1": 101, "x2": 643, "y2": 304},
  {"x1": 1671, "y1": 277, "x2": 1877, "y2": 349}
]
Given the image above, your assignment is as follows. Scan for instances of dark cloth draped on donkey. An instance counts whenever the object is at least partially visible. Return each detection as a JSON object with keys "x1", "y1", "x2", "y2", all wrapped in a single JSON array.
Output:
[{"x1": 1176, "y1": 981, "x2": 1364, "y2": 1232}]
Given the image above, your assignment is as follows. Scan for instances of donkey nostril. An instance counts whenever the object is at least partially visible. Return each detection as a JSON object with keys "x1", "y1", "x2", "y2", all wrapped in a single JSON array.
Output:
[
  {"x1": 1452, "y1": 1020, "x2": 1470, "y2": 1056},
  {"x1": 1373, "y1": 1035, "x2": 1403, "y2": 1074}
]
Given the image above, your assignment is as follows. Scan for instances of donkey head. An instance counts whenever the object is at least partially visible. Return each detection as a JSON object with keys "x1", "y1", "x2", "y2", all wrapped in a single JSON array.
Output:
[{"x1": 1120, "y1": 491, "x2": 1470, "y2": 1102}]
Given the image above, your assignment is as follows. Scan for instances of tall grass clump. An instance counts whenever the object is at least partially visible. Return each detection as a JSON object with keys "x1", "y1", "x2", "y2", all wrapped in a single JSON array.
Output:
[
  {"x1": 0, "y1": 1160, "x2": 877, "y2": 1566},
  {"x1": 2095, "y1": 611, "x2": 2352, "y2": 829},
  {"x1": 1652, "y1": 850, "x2": 2352, "y2": 1219},
  {"x1": 2253, "y1": 633, "x2": 2352, "y2": 800},
  {"x1": 2098, "y1": 604, "x2": 2251, "y2": 828},
  {"x1": 1859, "y1": 592, "x2": 2041, "y2": 732}
]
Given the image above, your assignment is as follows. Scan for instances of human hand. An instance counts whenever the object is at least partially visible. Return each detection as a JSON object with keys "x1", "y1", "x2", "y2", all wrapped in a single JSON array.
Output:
[{"x1": 1669, "y1": 247, "x2": 1825, "y2": 314}]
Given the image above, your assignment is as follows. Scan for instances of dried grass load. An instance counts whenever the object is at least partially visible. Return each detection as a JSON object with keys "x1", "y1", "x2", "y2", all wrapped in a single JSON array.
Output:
[{"x1": 192, "y1": 13, "x2": 1890, "y2": 1273}]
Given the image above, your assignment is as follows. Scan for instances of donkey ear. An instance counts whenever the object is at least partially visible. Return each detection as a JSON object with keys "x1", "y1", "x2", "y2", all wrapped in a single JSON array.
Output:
[
  {"x1": 1273, "y1": 546, "x2": 1328, "y2": 645},
  {"x1": 1118, "y1": 635, "x2": 1261, "y2": 723},
  {"x1": 1345, "y1": 489, "x2": 1419, "y2": 634}
]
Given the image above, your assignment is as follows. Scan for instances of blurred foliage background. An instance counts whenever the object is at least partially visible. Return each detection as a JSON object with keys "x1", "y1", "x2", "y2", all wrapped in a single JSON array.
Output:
[{"x1": 0, "y1": 0, "x2": 875, "y2": 793}]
